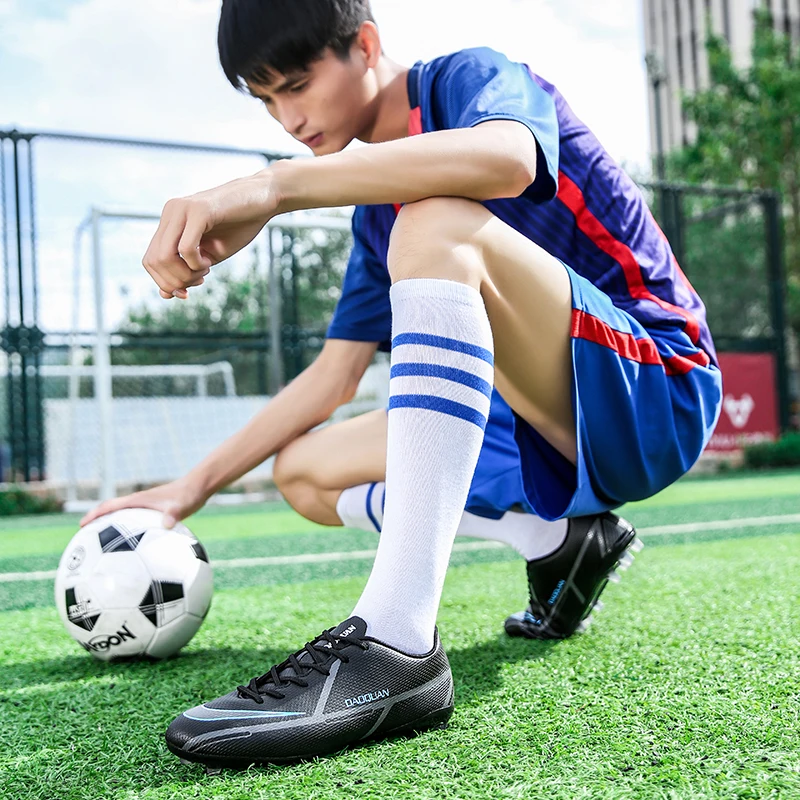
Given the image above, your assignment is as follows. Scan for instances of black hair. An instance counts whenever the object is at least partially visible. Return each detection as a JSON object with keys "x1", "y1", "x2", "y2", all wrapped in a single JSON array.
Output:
[{"x1": 218, "y1": 0, "x2": 375, "y2": 91}]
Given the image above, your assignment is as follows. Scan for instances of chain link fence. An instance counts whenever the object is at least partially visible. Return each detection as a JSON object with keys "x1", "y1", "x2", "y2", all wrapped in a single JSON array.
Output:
[{"x1": 1, "y1": 128, "x2": 794, "y2": 501}]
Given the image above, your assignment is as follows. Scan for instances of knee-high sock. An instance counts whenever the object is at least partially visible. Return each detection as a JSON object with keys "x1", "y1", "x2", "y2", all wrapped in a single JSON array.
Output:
[
  {"x1": 337, "y1": 482, "x2": 568, "y2": 561},
  {"x1": 351, "y1": 279, "x2": 494, "y2": 654}
]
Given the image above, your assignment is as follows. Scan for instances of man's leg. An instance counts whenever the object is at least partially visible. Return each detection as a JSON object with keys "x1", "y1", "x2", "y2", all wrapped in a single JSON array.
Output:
[
  {"x1": 276, "y1": 200, "x2": 638, "y2": 647},
  {"x1": 273, "y1": 410, "x2": 568, "y2": 560},
  {"x1": 164, "y1": 199, "x2": 637, "y2": 768},
  {"x1": 343, "y1": 198, "x2": 577, "y2": 654}
]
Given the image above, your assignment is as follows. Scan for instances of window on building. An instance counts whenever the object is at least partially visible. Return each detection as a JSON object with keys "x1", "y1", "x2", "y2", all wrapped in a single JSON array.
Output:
[
  {"x1": 689, "y1": 0, "x2": 700, "y2": 89},
  {"x1": 722, "y1": 0, "x2": 732, "y2": 41}
]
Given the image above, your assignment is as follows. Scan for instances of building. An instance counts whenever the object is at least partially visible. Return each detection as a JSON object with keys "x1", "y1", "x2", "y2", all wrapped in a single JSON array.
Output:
[{"x1": 642, "y1": 0, "x2": 800, "y2": 162}]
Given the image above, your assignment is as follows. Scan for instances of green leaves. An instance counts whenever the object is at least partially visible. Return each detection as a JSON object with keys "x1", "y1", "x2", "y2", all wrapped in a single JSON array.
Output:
[{"x1": 673, "y1": 11, "x2": 800, "y2": 331}]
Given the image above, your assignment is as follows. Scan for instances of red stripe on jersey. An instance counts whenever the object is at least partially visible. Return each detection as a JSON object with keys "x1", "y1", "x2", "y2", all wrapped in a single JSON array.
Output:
[
  {"x1": 409, "y1": 105, "x2": 423, "y2": 136},
  {"x1": 557, "y1": 171, "x2": 702, "y2": 345},
  {"x1": 572, "y1": 309, "x2": 710, "y2": 377},
  {"x1": 394, "y1": 108, "x2": 425, "y2": 214}
]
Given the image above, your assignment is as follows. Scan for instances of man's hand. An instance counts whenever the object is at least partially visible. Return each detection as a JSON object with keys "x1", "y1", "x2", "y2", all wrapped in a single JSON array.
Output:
[
  {"x1": 79, "y1": 477, "x2": 208, "y2": 530},
  {"x1": 142, "y1": 169, "x2": 282, "y2": 299}
]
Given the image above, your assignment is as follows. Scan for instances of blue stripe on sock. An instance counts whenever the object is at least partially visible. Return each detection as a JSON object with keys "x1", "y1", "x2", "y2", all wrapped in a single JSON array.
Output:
[
  {"x1": 390, "y1": 363, "x2": 493, "y2": 398},
  {"x1": 388, "y1": 394, "x2": 488, "y2": 429},
  {"x1": 365, "y1": 482, "x2": 381, "y2": 533},
  {"x1": 391, "y1": 333, "x2": 494, "y2": 365}
]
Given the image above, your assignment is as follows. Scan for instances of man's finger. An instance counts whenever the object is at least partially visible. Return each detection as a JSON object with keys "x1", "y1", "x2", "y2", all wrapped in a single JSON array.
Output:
[
  {"x1": 80, "y1": 498, "x2": 127, "y2": 527},
  {"x1": 143, "y1": 260, "x2": 172, "y2": 296},
  {"x1": 178, "y1": 208, "x2": 214, "y2": 272}
]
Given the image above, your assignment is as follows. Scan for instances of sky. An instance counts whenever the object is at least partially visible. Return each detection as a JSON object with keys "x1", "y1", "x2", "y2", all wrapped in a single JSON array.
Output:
[
  {"x1": 0, "y1": 0, "x2": 653, "y2": 332},
  {"x1": 0, "y1": 0, "x2": 651, "y2": 164}
]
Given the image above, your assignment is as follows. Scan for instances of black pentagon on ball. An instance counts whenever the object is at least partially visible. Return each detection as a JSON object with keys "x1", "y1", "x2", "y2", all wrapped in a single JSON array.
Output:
[
  {"x1": 98, "y1": 525, "x2": 145, "y2": 553},
  {"x1": 138, "y1": 580, "x2": 185, "y2": 627},
  {"x1": 191, "y1": 541, "x2": 209, "y2": 563},
  {"x1": 65, "y1": 587, "x2": 101, "y2": 631}
]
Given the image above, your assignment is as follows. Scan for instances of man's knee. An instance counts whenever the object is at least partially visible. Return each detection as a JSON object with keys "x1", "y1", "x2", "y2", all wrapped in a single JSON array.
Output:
[
  {"x1": 272, "y1": 440, "x2": 302, "y2": 494},
  {"x1": 273, "y1": 441, "x2": 317, "y2": 515},
  {"x1": 388, "y1": 197, "x2": 489, "y2": 284}
]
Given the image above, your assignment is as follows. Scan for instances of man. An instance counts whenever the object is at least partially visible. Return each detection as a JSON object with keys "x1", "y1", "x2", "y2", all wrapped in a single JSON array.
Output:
[{"x1": 83, "y1": 0, "x2": 722, "y2": 768}]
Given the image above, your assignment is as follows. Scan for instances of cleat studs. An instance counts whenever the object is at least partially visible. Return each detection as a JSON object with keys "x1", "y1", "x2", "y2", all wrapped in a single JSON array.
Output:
[
  {"x1": 607, "y1": 570, "x2": 622, "y2": 584},
  {"x1": 179, "y1": 759, "x2": 192, "y2": 767},
  {"x1": 618, "y1": 552, "x2": 635, "y2": 570},
  {"x1": 629, "y1": 538, "x2": 645, "y2": 553},
  {"x1": 204, "y1": 767, "x2": 222, "y2": 776},
  {"x1": 576, "y1": 618, "x2": 592, "y2": 633},
  {"x1": 593, "y1": 600, "x2": 605, "y2": 613}
]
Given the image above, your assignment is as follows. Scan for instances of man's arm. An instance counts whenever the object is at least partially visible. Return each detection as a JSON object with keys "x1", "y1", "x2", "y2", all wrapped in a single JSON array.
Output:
[
  {"x1": 188, "y1": 338, "x2": 378, "y2": 497},
  {"x1": 80, "y1": 339, "x2": 379, "y2": 525},
  {"x1": 143, "y1": 121, "x2": 537, "y2": 296},
  {"x1": 272, "y1": 121, "x2": 538, "y2": 213}
]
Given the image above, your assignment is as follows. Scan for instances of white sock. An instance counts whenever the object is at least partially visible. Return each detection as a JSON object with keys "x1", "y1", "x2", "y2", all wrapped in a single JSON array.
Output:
[
  {"x1": 336, "y1": 482, "x2": 384, "y2": 533},
  {"x1": 337, "y1": 482, "x2": 567, "y2": 560},
  {"x1": 352, "y1": 279, "x2": 494, "y2": 654}
]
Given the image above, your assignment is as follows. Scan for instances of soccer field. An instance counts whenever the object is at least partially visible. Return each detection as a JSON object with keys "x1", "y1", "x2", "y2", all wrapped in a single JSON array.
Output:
[{"x1": 2, "y1": 471, "x2": 799, "y2": 800}]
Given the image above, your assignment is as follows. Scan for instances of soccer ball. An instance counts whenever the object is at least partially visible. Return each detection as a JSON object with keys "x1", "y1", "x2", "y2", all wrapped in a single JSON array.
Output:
[{"x1": 55, "y1": 508, "x2": 213, "y2": 661}]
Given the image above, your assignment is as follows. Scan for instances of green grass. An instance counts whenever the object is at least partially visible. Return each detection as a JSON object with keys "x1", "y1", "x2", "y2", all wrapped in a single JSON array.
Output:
[{"x1": 1, "y1": 471, "x2": 799, "y2": 799}]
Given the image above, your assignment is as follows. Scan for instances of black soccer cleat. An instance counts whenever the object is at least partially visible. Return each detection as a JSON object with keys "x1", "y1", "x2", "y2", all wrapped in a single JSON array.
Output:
[
  {"x1": 504, "y1": 512, "x2": 642, "y2": 640},
  {"x1": 165, "y1": 616, "x2": 454, "y2": 768}
]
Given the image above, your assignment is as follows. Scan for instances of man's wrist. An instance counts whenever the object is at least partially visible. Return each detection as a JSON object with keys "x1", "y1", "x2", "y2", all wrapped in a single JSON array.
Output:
[
  {"x1": 266, "y1": 158, "x2": 301, "y2": 216},
  {"x1": 181, "y1": 469, "x2": 216, "y2": 504}
]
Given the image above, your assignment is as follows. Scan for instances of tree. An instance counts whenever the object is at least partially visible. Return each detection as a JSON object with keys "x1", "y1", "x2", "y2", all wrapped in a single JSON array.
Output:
[
  {"x1": 671, "y1": 9, "x2": 800, "y2": 331},
  {"x1": 114, "y1": 226, "x2": 352, "y2": 395}
]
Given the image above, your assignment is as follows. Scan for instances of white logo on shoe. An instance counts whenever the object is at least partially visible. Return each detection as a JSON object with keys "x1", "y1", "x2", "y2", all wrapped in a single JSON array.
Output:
[
  {"x1": 185, "y1": 706, "x2": 306, "y2": 721},
  {"x1": 344, "y1": 689, "x2": 390, "y2": 708},
  {"x1": 723, "y1": 394, "x2": 755, "y2": 429}
]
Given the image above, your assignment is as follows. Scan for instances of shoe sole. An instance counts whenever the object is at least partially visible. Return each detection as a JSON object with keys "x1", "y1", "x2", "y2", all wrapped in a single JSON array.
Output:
[
  {"x1": 167, "y1": 703, "x2": 454, "y2": 770},
  {"x1": 572, "y1": 532, "x2": 644, "y2": 635},
  {"x1": 505, "y1": 528, "x2": 643, "y2": 640}
]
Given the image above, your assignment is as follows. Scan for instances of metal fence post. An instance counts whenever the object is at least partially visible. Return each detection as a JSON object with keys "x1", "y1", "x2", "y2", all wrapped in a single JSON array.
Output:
[
  {"x1": 763, "y1": 192, "x2": 791, "y2": 433},
  {"x1": 91, "y1": 208, "x2": 115, "y2": 500},
  {"x1": 268, "y1": 227, "x2": 284, "y2": 393}
]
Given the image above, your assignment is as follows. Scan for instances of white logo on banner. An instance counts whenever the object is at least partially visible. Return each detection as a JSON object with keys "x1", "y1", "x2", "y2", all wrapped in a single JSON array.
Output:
[{"x1": 723, "y1": 394, "x2": 755, "y2": 429}]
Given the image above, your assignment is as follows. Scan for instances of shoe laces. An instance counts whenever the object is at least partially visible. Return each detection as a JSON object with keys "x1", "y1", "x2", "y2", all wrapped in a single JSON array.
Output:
[{"x1": 237, "y1": 628, "x2": 369, "y2": 703}]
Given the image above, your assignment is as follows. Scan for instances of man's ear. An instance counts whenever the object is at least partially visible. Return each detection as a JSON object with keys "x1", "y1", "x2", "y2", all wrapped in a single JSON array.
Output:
[{"x1": 354, "y1": 21, "x2": 382, "y2": 69}]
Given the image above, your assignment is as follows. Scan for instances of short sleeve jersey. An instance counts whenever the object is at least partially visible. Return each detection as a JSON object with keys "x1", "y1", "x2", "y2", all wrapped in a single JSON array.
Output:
[{"x1": 327, "y1": 46, "x2": 716, "y2": 368}]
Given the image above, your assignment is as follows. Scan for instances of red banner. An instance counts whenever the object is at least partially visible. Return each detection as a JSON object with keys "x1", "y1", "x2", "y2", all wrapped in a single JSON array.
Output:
[{"x1": 706, "y1": 352, "x2": 779, "y2": 453}]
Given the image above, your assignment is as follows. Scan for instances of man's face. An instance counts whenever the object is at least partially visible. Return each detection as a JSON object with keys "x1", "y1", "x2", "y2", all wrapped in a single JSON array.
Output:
[{"x1": 247, "y1": 46, "x2": 376, "y2": 155}]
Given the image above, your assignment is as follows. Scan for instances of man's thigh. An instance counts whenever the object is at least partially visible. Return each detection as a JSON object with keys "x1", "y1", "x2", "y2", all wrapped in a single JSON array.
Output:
[
  {"x1": 390, "y1": 198, "x2": 576, "y2": 463},
  {"x1": 275, "y1": 408, "x2": 388, "y2": 491}
]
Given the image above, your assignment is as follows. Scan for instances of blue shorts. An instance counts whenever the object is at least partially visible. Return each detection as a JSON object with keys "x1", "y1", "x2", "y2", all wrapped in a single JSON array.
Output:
[{"x1": 465, "y1": 263, "x2": 723, "y2": 522}]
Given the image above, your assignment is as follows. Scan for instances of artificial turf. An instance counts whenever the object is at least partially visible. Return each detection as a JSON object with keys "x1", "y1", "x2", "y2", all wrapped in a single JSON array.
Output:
[{"x1": 1, "y1": 471, "x2": 798, "y2": 799}]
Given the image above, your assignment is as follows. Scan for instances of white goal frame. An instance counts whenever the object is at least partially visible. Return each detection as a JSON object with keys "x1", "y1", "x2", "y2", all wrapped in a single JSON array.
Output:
[{"x1": 70, "y1": 207, "x2": 354, "y2": 502}]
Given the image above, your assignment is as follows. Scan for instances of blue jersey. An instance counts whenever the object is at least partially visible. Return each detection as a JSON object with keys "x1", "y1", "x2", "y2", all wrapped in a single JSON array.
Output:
[{"x1": 327, "y1": 47, "x2": 715, "y2": 374}]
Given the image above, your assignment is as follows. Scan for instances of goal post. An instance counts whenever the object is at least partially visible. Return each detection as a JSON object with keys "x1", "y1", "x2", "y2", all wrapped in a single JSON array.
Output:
[{"x1": 56, "y1": 207, "x2": 384, "y2": 508}]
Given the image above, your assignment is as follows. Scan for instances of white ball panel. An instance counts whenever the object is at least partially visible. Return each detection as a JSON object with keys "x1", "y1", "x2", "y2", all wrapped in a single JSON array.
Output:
[
  {"x1": 55, "y1": 526, "x2": 104, "y2": 585},
  {"x1": 88, "y1": 551, "x2": 152, "y2": 610},
  {"x1": 136, "y1": 529, "x2": 196, "y2": 582},
  {"x1": 146, "y1": 614, "x2": 204, "y2": 659},
  {"x1": 185, "y1": 562, "x2": 214, "y2": 618},
  {"x1": 69, "y1": 608, "x2": 155, "y2": 662}
]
